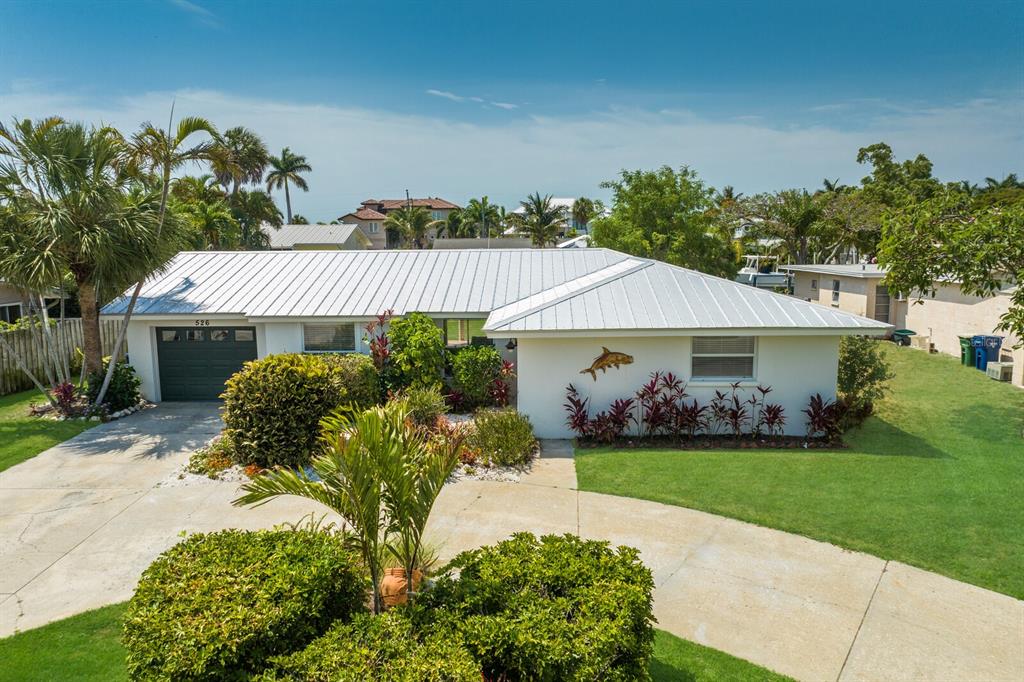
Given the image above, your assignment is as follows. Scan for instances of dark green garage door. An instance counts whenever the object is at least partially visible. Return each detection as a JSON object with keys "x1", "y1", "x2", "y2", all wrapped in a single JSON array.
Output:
[{"x1": 156, "y1": 327, "x2": 257, "y2": 400}]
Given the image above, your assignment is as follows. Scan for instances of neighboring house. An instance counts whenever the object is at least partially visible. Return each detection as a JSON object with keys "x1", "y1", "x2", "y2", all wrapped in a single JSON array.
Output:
[
  {"x1": 337, "y1": 207, "x2": 388, "y2": 249},
  {"x1": 433, "y1": 237, "x2": 533, "y2": 249},
  {"x1": 268, "y1": 223, "x2": 372, "y2": 251},
  {"x1": 102, "y1": 249, "x2": 889, "y2": 436},
  {"x1": 342, "y1": 197, "x2": 461, "y2": 249},
  {"x1": 0, "y1": 282, "x2": 25, "y2": 324},
  {"x1": 782, "y1": 264, "x2": 1022, "y2": 387}
]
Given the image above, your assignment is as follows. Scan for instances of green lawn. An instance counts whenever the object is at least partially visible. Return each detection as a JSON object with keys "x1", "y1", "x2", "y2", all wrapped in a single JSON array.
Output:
[
  {"x1": 0, "y1": 388, "x2": 94, "y2": 473},
  {"x1": 0, "y1": 604, "x2": 785, "y2": 682},
  {"x1": 576, "y1": 345, "x2": 1024, "y2": 599}
]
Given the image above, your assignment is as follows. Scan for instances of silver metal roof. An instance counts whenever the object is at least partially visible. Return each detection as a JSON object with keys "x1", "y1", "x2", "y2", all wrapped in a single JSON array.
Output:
[
  {"x1": 267, "y1": 223, "x2": 369, "y2": 250},
  {"x1": 102, "y1": 248, "x2": 632, "y2": 318},
  {"x1": 484, "y1": 258, "x2": 892, "y2": 334},
  {"x1": 779, "y1": 263, "x2": 886, "y2": 278}
]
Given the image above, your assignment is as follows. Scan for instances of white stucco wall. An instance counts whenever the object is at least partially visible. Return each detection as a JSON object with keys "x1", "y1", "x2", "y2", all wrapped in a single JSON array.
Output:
[{"x1": 515, "y1": 334, "x2": 841, "y2": 438}]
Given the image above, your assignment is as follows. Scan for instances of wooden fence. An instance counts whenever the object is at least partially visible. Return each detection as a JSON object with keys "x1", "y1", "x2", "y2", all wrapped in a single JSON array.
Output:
[{"x1": 0, "y1": 319, "x2": 120, "y2": 396}]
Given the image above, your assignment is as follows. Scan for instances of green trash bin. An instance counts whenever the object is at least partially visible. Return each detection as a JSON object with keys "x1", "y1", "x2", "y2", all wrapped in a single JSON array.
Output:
[{"x1": 958, "y1": 336, "x2": 973, "y2": 366}]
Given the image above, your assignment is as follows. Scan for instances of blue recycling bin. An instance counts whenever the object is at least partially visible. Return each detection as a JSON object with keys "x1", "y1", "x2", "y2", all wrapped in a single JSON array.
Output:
[{"x1": 971, "y1": 335, "x2": 1003, "y2": 370}]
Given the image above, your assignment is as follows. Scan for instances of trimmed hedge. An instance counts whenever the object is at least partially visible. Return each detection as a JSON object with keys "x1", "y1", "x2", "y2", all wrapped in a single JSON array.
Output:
[
  {"x1": 450, "y1": 345, "x2": 502, "y2": 408},
  {"x1": 258, "y1": 612, "x2": 480, "y2": 681},
  {"x1": 123, "y1": 530, "x2": 365, "y2": 681},
  {"x1": 222, "y1": 353, "x2": 379, "y2": 467},
  {"x1": 468, "y1": 409, "x2": 537, "y2": 466},
  {"x1": 419, "y1": 533, "x2": 656, "y2": 681},
  {"x1": 388, "y1": 312, "x2": 445, "y2": 389}
]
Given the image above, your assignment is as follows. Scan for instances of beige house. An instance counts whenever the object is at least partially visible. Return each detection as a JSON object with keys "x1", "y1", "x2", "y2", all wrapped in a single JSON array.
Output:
[
  {"x1": 0, "y1": 282, "x2": 25, "y2": 324},
  {"x1": 340, "y1": 197, "x2": 461, "y2": 249},
  {"x1": 783, "y1": 264, "x2": 1022, "y2": 387}
]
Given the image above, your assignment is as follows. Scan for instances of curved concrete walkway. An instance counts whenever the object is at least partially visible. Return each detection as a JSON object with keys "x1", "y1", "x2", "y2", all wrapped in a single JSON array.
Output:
[{"x1": 1, "y1": 408, "x2": 1021, "y2": 681}]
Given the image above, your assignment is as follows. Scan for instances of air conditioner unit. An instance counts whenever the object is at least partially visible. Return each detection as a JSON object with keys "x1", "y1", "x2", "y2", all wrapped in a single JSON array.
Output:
[{"x1": 986, "y1": 362, "x2": 1014, "y2": 382}]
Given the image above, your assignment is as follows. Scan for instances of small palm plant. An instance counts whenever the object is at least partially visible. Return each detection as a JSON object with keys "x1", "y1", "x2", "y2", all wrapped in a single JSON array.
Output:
[{"x1": 234, "y1": 401, "x2": 463, "y2": 613}]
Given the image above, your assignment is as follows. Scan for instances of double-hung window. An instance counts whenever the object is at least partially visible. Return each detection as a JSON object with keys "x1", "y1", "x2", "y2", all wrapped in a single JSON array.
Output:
[
  {"x1": 831, "y1": 280, "x2": 841, "y2": 305},
  {"x1": 303, "y1": 322, "x2": 356, "y2": 352},
  {"x1": 691, "y1": 336, "x2": 755, "y2": 381}
]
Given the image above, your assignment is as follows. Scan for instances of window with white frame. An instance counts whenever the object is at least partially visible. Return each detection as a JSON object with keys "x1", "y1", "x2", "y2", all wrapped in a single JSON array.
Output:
[
  {"x1": 303, "y1": 322, "x2": 356, "y2": 352},
  {"x1": 444, "y1": 319, "x2": 486, "y2": 346},
  {"x1": 0, "y1": 303, "x2": 21, "y2": 324},
  {"x1": 691, "y1": 336, "x2": 756, "y2": 380},
  {"x1": 368, "y1": 222, "x2": 379, "y2": 234}
]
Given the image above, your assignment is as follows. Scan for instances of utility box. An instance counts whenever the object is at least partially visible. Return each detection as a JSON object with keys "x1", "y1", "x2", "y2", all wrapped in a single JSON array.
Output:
[{"x1": 986, "y1": 362, "x2": 1014, "y2": 382}]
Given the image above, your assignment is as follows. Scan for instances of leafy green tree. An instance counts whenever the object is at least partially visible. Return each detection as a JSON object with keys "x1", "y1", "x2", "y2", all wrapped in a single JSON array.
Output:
[
  {"x1": 856, "y1": 142, "x2": 941, "y2": 207},
  {"x1": 266, "y1": 147, "x2": 311, "y2": 223},
  {"x1": 171, "y1": 174, "x2": 225, "y2": 204},
  {"x1": 0, "y1": 118, "x2": 182, "y2": 388},
  {"x1": 879, "y1": 190, "x2": 1024, "y2": 342},
  {"x1": 383, "y1": 206, "x2": 441, "y2": 249},
  {"x1": 291, "y1": 213, "x2": 309, "y2": 224},
  {"x1": 817, "y1": 191, "x2": 885, "y2": 260},
  {"x1": 178, "y1": 198, "x2": 239, "y2": 250},
  {"x1": 591, "y1": 166, "x2": 738, "y2": 277},
  {"x1": 519, "y1": 192, "x2": 566, "y2": 247},
  {"x1": 232, "y1": 188, "x2": 282, "y2": 249},
  {"x1": 211, "y1": 126, "x2": 269, "y2": 196}
]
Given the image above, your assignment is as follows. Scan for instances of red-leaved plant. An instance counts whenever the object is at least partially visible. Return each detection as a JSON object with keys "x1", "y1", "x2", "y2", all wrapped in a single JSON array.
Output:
[
  {"x1": 563, "y1": 384, "x2": 591, "y2": 438},
  {"x1": 52, "y1": 382, "x2": 77, "y2": 416},
  {"x1": 803, "y1": 393, "x2": 844, "y2": 442}
]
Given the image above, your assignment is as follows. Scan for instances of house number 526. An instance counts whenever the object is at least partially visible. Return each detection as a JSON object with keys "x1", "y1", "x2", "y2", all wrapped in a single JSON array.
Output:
[{"x1": 194, "y1": 319, "x2": 210, "y2": 326}]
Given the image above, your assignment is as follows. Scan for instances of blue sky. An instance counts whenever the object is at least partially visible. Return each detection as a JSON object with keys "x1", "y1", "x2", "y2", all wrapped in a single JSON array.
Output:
[{"x1": 2, "y1": 0, "x2": 1022, "y2": 220}]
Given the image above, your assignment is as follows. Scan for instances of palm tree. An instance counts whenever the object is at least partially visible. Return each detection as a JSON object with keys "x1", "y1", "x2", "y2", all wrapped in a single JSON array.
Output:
[
  {"x1": 0, "y1": 118, "x2": 180, "y2": 386},
  {"x1": 383, "y1": 206, "x2": 442, "y2": 249},
  {"x1": 181, "y1": 199, "x2": 239, "y2": 250},
  {"x1": 983, "y1": 173, "x2": 1022, "y2": 190},
  {"x1": 211, "y1": 126, "x2": 269, "y2": 196},
  {"x1": 520, "y1": 192, "x2": 566, "y2": 247},
  {"x1": 571, "y1": 196, "x2": 603, "y2": 231},
  {"x1": 93, "y1": 114, "x2": 220, "y2": 405},
  {"x1": 291, "y1": 214, "x2": 309, "y2": 225},
  {"x1": 821, "y1": 178, "x2": 844, "y2": 193},
  {"x1": 760, "y1": 189, "x2": 824, "y2": 264},
  {"x1": 235, "y1": 402, "x2": 462, "y2": 613},
  {"x1": 461, "y1": 196, "x2": 501, "y2": 238},
  {"x1": 171, "y1": 174, "x2": 225, "y2": 204},
  {"x1": 232, "y1": 189, "x2": 282, "y2": 249},
  {"x1": 266, "y1": 147, "x2": 311, "y2": 223}
]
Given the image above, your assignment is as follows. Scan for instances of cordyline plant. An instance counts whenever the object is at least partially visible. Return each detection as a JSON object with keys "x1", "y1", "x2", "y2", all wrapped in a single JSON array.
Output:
[{"x1": 234, "y1": 401, "x2": 464, "y2": 614}]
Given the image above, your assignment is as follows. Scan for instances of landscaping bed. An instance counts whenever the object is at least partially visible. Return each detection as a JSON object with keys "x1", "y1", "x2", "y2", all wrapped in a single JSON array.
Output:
[{"x1": 576, "y1": 345, "x2": 1024, "y2": 599}]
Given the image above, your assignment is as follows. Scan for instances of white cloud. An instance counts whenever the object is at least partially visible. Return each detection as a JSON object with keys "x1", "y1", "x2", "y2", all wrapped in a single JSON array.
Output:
[
  {"x1": 426, "y1": 89, "x2": 519, "y2": 111},
  {"x1": 491, "y1": 102, "x2": 519, "y2": 110},
  {"x1": 168, "y1": 0, "x2": 218, "y2": 28},
  {"x1": 2, "y1": 87, "x2": 1020, "y2": 222},
  {"x1": 425, "y1": 89, "x2": 464, "y2": 102}
]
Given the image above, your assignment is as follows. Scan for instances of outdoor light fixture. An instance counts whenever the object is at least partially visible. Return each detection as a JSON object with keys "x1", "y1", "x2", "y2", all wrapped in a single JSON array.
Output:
[{"x1": 505, "y1": 339, "x2": 517, "y2": 351}]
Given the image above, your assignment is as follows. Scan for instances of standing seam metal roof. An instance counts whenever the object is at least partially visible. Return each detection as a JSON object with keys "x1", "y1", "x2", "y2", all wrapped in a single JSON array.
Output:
[{"x1": 101, "y1": 248, "x2": 890, "y2": 332}]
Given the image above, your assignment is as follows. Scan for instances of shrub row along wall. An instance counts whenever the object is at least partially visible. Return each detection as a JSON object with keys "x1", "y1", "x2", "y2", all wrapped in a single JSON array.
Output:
[{"x1": 0, "y1": 319, "x2": 120, "y2": 396}]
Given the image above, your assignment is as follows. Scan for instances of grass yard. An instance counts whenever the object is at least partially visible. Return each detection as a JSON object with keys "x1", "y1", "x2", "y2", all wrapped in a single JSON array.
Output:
[
  {"x1": 0, "y1": 388, "x2": 94, "y2": 473},
  {"x1": 0, "y1": 604, "x2": 786, "y2": 682},
  {"x1": 576, "y1": 345, "x2": 1024, "y2": 599}
]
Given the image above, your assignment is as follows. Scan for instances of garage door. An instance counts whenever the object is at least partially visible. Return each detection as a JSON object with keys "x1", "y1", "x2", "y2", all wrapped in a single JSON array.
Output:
[{"x1": 156, "y1": 327, "x2": 257, "y2": 400}]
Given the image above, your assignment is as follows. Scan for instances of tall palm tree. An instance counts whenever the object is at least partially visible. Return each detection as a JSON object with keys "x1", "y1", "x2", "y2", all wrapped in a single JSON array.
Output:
[
  {"x1": 760, "y1": 189, "x2": 824, "y2": 264},
  {"x1": 211, "y1": 126, "x2": 269, "y2": 196},
  {"x1": 181, "y1": 199, "x2": 239, "y2": 250},
  {"x1": 232, "y1": 189, "x2": 282, "y2": 250},
  {"x1": 0, "y1": 117, "x2": 180, "y2": 385},
  {"x1": 383, "y1": 206, "x2": 442, "y2": 249},
  {"x1": 266, "y1": 147, "x2": 311, "y2": 223},
  {"x1": 520, "y1": 192, "x2": 566, "y2": 247},
  {"x1": 462, "y1": 196, "x2": 501, "y2": 238},
  {"x1": 92, "y1": 114, "x2": 220, "y2": 405}
]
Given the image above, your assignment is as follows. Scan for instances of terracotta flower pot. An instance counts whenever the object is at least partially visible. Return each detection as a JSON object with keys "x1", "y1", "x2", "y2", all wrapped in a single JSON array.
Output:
[{"x1": 380, "y1": 567, "x2": 423, "y2": 608}]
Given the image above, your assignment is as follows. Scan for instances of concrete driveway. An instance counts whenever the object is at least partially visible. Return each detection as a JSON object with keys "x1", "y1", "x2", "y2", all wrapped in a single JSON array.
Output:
[{"x1": 1, "y1": 407, "x2": 1021, "y2": 682}]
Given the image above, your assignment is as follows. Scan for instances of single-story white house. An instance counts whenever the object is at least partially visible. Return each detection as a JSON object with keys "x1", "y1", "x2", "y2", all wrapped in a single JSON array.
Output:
[
  {"x1": 102, "y1": 248, "x2": 890, "y2": 437},
  {"x1": 268, "y1": 223, "x2": 372, "y2": 251}
]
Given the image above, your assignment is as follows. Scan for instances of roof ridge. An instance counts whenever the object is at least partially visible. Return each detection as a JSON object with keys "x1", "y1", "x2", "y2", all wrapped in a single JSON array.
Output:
[{"x1": 484, "y1": 257, "x2": 652, "y2": 330}]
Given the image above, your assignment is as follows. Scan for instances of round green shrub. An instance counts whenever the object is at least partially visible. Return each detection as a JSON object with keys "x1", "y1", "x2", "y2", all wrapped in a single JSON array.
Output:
[
  {"x1": 394, "y1": 384, "x2": 448, "y2": 428},
  {"x1": 450, "y1": 345, "x2": 502, "y2": 408},
  {"x1": 123, "y1": 529, "x2": 366, "y2": 681},
  {"x1": 86, "y1": 358, "x2": 141, "y2": 411},
  {"x1": 468, "y1": 409, "x2": 537, "y2": 467},
  {"x1": 418, "y1": 533, "x2": 656, "y2": 681},
  {"x1": 258, "y1": 612, "x2": 480, "y2": 682},
  {"x1": 222, "y1": 353, "x2": 379, "y2": 467},
  {"x1": 388, "y1": 312, "x2": 445, "y2": 389}
]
